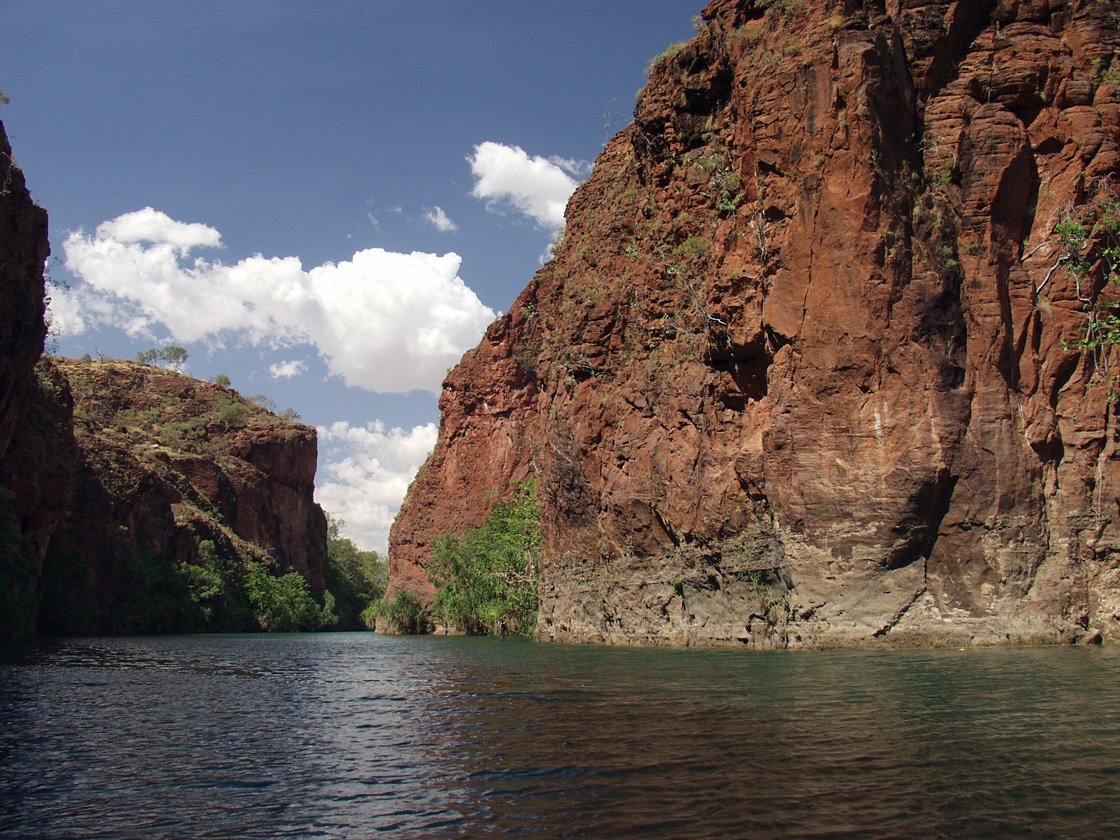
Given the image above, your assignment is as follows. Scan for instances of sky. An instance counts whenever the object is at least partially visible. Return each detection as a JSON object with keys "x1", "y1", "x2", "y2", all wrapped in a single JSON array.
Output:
[{"x1": 1, "y1": 1, "x2": 699, "y2": 552}]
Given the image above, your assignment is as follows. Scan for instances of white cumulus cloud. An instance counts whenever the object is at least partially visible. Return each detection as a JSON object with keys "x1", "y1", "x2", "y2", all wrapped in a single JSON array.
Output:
[
  {"x1": 56, "y1": 210, "x2": 496, "y2": 394},
  {"x1": 468, "y1": 141, "x2": 581, "y2": 229},
  {"x1": 315, "y1": 420, "x2": 438, "y2": 553},
  {"x1": 269, "y1": 359, "x2": 307, "y2": 379},
  {"x1": 423, "y1": 206, "x2": 458, "y2": 233},
  {"x1": 96, "y1": 206, "x2": 222, "y2": 254}
]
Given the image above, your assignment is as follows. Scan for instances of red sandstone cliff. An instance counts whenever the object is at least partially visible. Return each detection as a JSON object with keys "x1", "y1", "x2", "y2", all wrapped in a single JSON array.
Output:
[
  {"x1": 36, "y1": 358, "x2": 329, "y2": 633},
  {"x1": 391, "y1": 0, "x2": 1120, "y2": 647}
]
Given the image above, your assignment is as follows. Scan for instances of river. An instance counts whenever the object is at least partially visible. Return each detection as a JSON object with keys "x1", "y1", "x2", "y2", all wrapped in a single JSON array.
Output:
[{"x1": 1, "y1": 633, "x2": 1118, "y2": 838}]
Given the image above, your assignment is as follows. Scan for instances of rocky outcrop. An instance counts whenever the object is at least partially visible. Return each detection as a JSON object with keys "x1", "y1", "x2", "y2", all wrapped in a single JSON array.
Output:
[
  {"x1": 37, "y1": 359, "x2": 329, "y2": 633},
  {"x1": 391, "y1": 0, "x2": 1120, "y2": 647}
]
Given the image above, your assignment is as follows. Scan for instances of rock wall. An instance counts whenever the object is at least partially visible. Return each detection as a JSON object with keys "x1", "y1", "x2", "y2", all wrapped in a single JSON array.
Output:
[
  {"x1": 37, "y1": 359, "x2": 329, "y2": 634},
  {"x1": 0, "y1": 120, "x2": 332, "y2": 638},
  {"x1": 0, "y1": 118, "x2": 49, "y2": 459},
  {"x1": 0, "y1": 117, "x2": 57, "y2": 636},
  {"x1": 391, "y1": 0, "x2": 1120, "y2": 647}
]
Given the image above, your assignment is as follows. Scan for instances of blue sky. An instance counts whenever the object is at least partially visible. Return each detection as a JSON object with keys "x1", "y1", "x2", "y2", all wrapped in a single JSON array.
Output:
[{"x1": 1, "y1": 1, "x2": 698, "y2": 550}]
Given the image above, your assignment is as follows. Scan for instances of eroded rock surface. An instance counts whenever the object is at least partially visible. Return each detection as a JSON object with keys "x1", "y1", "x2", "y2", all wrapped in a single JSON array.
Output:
[{"x1": 394, "y1": 0, "x2": 1120, "y2": 647}]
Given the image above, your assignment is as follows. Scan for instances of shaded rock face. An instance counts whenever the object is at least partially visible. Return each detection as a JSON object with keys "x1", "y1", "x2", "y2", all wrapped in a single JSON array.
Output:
[
  {"x1": 394, "y1": 0, "x2": 1120, "y2": 647},
  {"x1": 0, "y1": 116, "x2": 331, "y2": 637},
  {"x1": 0, "y1": 118, "x2": 57, "y2": 636},
  {"x1": 0, "y1": 119, "x2": 49, "y2": 460},
  {"x1": 36, "y1": 359, "x2": 329, "y2": 633}
]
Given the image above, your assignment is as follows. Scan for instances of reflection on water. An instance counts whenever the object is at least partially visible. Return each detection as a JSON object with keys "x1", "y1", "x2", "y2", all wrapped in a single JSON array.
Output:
[{"x1": 1, "y1": 634, "x2": 1119, "y2": 838}]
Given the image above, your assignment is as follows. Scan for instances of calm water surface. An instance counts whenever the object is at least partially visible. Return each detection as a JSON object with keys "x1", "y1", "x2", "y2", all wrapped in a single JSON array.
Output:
[{"x1": 1, "y1": 633, "x2": 1118, "y2": 838}]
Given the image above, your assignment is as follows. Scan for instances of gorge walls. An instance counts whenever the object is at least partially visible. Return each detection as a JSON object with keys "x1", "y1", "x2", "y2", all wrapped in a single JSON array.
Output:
[{"x1": 391, "y1": 0, "x2": 1120, "y2": 647}]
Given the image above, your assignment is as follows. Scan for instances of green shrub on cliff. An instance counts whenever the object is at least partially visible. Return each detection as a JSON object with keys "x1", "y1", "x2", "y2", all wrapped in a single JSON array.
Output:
[
  {"x1": 179, "y1": 540, "x2": 235, "y2": 624},
  {"x1": 1056, "y1": 190, "x2": 1120, "y2": 377},
  {"x1": 428, "y1": 477, "x2": 540, "y2": 637}
]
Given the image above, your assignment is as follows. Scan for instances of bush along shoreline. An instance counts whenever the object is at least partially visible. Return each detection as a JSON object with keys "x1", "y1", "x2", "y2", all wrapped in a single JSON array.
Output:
[{"x1": 377, "y1": 478, "x2": 540, "y2": 638}]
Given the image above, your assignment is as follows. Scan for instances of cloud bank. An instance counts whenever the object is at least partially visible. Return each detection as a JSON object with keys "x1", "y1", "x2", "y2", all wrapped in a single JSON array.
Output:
[
  {"x1": 468, "y1": 142, "x2": 582, "y2": 229},
  {"x1": 56, "y1": 208, "x2": 495, "y2": 394},
  {"x1": 316, "y1": 420, "x2": 438, "y2": 553}
]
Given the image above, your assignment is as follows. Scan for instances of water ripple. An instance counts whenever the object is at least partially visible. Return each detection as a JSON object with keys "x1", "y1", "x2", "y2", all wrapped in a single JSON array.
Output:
[{"x1": 2, "y1": 636, "x2": 1119, "y2": 838}]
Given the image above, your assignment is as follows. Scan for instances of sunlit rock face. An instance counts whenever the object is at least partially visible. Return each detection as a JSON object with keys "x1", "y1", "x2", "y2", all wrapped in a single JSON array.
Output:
[{"x1": 391, "y1": 0, "x2": 1120, "y2": 648}]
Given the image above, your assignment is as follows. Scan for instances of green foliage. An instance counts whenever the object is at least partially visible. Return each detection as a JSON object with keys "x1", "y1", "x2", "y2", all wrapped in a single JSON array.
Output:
[
  {"x1": 325, "y1": 516, "x2": 388, "y2": 629},
  {"x1": 646, "y1": 42, "x2": 687, "y2": 76},
  {"x1": 38, "y1": 525, "x2": 331, "y2": 635},
  {"x1": 1056, "y1": 192, "x2": 1120, "y2": 375},
  {"x1": 215, "y1": 393, "x2": 252, "y2": 427},
  {"x1": 103, "y1": 538, "x2": 196, "y2": 634},
  {"x1": 676, "y1": 235, "x2": 711, "y2": 259},
  {"x1": 178, "y1": 540, "x2": 242, "y2": 626},
  {"x1": 0, "y1": 89, "x2": 9, "y2": 106},
  {"x1": 757, "y1": 0, "x2": 803, "y2": 23},
  {"x1": 245, "y1": 561, "x2": 334, "y2": 631},
  {"x1": 428, "y1": 477, "x2": 540, "y2": 637},
  {"x1": 211, "y1": 373, "x2": 231, "y2": 387},
  {"x1": 512, "y1": 335, "x2": 542, "y2": 378},
  {"x1": 549, "y1": 225, "x2": 566, "y2": 258},
  {"x1": 368, "y1": 589, "x2": 427, "y2": 633},
  {"x1": 1091, "y1": 57, "x2": 1120, "y2": 98},
  {"x1": 744, "y1": 569, "x2": 790, "y2": 626},
  {"x1": 694, "y1": 149, "x2": 744, "y2": 215}
]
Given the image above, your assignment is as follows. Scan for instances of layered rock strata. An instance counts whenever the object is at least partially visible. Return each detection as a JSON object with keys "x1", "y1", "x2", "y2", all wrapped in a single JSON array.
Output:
[{"x1": 391, "y1": 0, "x2": 1120, "y2": 647}]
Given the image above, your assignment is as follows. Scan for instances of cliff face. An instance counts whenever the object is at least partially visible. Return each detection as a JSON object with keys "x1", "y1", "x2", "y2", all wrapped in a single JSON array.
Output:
[
  {"x1": 0, "y1": 119, "x2": 49, "y2": 459},
  {"x1": 391, "y1": 0, "x2": 1120, "y2": 647},
  {"x1": 0, "y1": 116, "x2": 332, "y2": 637},
  {"x1": 37, "y1": 359, "x2": 329, "y2": 634},
  {"x1": 0, "y1": 117, "x2": 56, "y2": 636}
]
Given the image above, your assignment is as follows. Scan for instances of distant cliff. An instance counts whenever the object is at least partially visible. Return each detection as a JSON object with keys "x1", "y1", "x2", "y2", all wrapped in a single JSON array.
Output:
[
  {"x1": 0, "y1": 117, "x2": 330, "y2": 637},
  {"x1": 391, "y1": 0, "x2": 1120, "y2": 647},
  {"x1": 34, "y1": 358, "x2": 329, "y2": 634}
]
